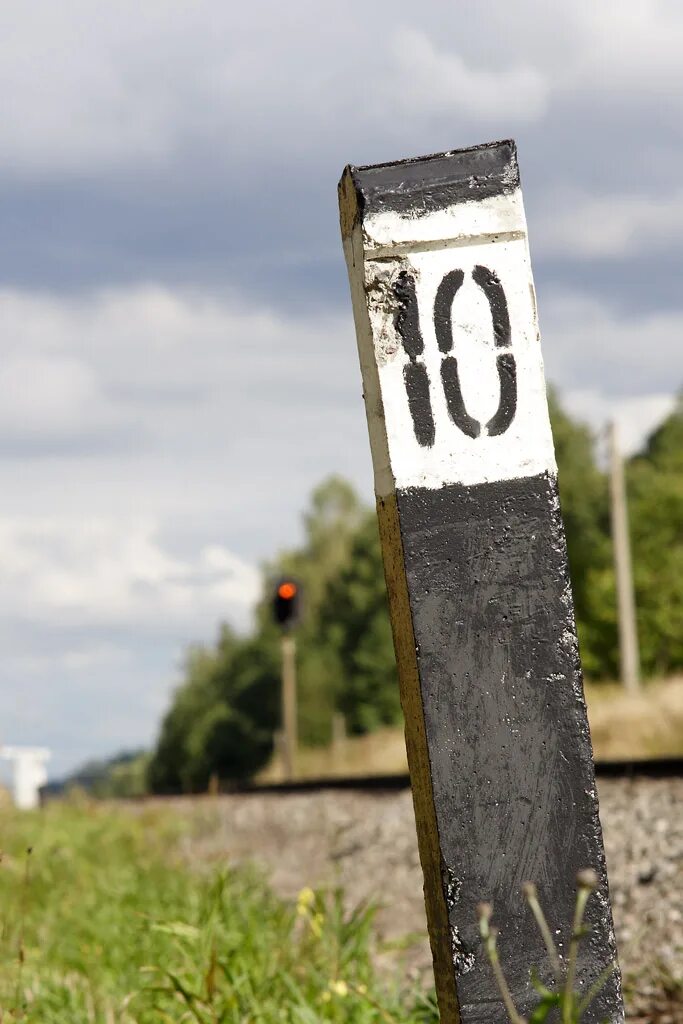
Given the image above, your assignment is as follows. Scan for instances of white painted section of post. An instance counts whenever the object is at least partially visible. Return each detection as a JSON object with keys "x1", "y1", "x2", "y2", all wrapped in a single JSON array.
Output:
[
  {"x1": 343, "y1": 189, "x2": 556, "y2": 497},
  {"x1": 362, "y1": 187, "x2": 525, "y2": 251},
  {"x1": 608, "y1": 421, "x2": 641, "y2": 692},
  {"x1": 1, "y1": 746, "x2": 50, "y2": 810}
]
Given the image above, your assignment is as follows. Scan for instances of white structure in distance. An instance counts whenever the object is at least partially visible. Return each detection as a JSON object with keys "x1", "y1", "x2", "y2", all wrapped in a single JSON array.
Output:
[{"x1": 1, "y1": 747, "x2": 50, "y2": 810}]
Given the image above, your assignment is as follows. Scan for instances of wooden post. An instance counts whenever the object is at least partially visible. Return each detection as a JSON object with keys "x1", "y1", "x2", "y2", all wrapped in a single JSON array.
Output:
[
  {"x1": 608, "y1": 421, "x2": 640, "y2": 693},
  {"x1": 273, "y1": 729, "x2": 286, "y2": 781},
  {"x1": 331, "y1": 711, "x2": 347, "y2": 771},
  {"x1": 280, "y1": 635, "x2": 297, "y2": 780},
  {"x1": 339, "y1": 141, "x2": 623, "y2": 1024}
]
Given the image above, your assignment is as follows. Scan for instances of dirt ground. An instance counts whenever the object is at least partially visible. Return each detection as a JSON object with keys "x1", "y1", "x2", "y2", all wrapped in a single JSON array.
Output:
[{"x1": 255, "y1": 680, "x2": 683, "y2": 784}]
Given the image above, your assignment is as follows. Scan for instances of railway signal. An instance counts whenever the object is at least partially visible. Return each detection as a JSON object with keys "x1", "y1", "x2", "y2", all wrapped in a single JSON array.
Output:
[
  {"x1": 273, "y1": 577, "x2": 301, "y2": 629},
  {"x1": 272, "y1": 577, "x2": 302, "y2": 780},
  {"x1": 339, "y1": 140, "x2": 623, "y2": 1024}
]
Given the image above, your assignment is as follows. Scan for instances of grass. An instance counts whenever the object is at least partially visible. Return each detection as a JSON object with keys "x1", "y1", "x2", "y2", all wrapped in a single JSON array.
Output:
[
  {"x1": 0, "y1": 799, "x2": 437, "y2": 1023},
  {"x1": 0, "y1": 800, "x2": 675, "y2": 1023}
]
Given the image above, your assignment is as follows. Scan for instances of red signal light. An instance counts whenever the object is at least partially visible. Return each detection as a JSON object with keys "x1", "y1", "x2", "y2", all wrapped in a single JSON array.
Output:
[{"x1": 273, "y1": 576, "x2": 302, "y2": 628}]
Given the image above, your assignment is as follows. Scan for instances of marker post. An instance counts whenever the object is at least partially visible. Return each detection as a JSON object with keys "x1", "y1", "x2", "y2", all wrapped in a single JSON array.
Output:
[
  {"x1": 608, "y1": 421, "x2": 640, "y2": 693},
  {"x1": 339, "y1": 141, "x2": 623, "y2": 1024}
]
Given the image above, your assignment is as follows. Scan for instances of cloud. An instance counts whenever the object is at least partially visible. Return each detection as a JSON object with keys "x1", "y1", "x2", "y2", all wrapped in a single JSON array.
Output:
[
  {"x1": 0, "y1": 284, "x2": 362, "y2": 458},
  {"x1": 0, "y1": 1, "x2": 679, "y2": 180},
  {"x1": 540, "y1": 289, "x2": 683, "y2": 397},
  {"x1": 0, "y1": 517, "x2": 260, "y2": 630},
  {"x1": 533, "y1": 190, "x2": 683, "y2": 258},
  {"x1": 564, "y1": 2, "x2": 683, "y2": 97},
  {"x1": 0, "y1": 278, "x2": 674, "y2": 776},
  {"x1": 0, "y1": 284, "x2": 378, "y2": 703},
  {"x1": 383, "y1": 28, "x2": 548, "y2": 123},
  {"x1": 6, "y1": 643, "x2": 132, "y2": 677},
  {"x1": 0, "y1": 351, "x2": 138, "y2": 455},
  {"x1": 0, "y1": 281, "x2": 372, "y2": 576},
  {"x1": 1, "y1": 0, "x2": 682, "y2": 775},
  {"x1": 1, "y1": 0, "x2": 683, "y2": 326},
  {"x1": 0, "y1": 281, "x2": 676, "y2": 488},
  {"x1": 562, "y1": 390, "x2": 678, "y2": 457}
]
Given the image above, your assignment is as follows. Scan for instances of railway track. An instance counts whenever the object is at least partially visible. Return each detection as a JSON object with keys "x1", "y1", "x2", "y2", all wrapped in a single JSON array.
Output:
[{"x1": 222, "y1": 756, "x2": 683, "y2": 797}]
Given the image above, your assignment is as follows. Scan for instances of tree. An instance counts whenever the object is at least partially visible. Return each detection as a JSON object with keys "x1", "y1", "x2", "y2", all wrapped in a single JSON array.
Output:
[
  {"x1": 319, "y1": 511, "x2": 400, "y2": 733},
  {"x1": 150, "y1": 390, "x2": 683, "y2": 789},
  {"x1": 147, "y1": 641, "x2": 224, "y2": 793},
  {"x1": 313, "y1": 392, "x2": 621, "y2": 727},
  {"x1": 628, "y1": 397, "x2": 683, "y2": 675},
  {"x1": 47, "y1": 750, "x2": 149, "y2": 799},
  {"x1": 638, "y1": 395, "x2": 683, "y2": 473},
  {"x1": 255, "y1": 476, "x2": 365, "y2": 746},
  {"x1": 548, "y1": 390, "x2": 617, "y2": 677},
  {"x1": 148, "y1": 479, "x2": 367, "y2": 791},
  {"x1": 148, "y1": 629, "x2": 283, "y2": 793}
]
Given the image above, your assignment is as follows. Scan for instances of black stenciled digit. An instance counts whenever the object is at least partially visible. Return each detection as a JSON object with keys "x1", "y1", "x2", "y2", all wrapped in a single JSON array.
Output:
[
  {"x1": 486, "y1": 352, "x2": 517, "y2": 436},
  {"x1": 470, "y1": 265, "x2": 517, "y2": 436},
  {"x1": 432, "y1": 265, "x2": 517, "y2": 438},
  {"x1": 434, "y1": 270, "x2": 480, "y2": 438},
  {"x1": 394, "y1": 271, "x2": 435, "y2": 448},
  {"x1": 394, "y1": 265, "x2": 517, "y2": 445},
  {"x1": 471, "y1": 265, "x2": 511, "y2": 348},
  {"x1": 433, "y1": 269, "x2": 465, "y2": 354}
]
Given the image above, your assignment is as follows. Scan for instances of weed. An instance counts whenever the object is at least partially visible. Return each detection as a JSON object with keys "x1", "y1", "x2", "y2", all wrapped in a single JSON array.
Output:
[
  {"x1": 0, "y1": 802, "x2": 436, "y2": 1023},
  {"x1": 478, "y1": 869, "x2": 618, "y2": 1023}
]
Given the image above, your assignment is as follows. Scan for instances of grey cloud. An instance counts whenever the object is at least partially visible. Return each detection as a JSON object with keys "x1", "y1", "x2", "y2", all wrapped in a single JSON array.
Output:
[
  {"x1": 0, "y1": 2, "x2": 682, "y2": 324},
  {"x1": 540, "y1": 290, "x2": 683, "y2": 396},
  {"x1": 533, "y1": 254, "x2": 683, "y2": 318},
  {"x1": 1, "y1": 0, "x2": 681, "y2": 776},
  {"x1": 0, "y1": 524, "x2": 260, "y2": 775},
  {"x1": 104, "y1": 382, "x2": 209, "y2": 406},
  {"x1": 0, "y1": 429, "x2": 148, "y2": 460},
  {"x1": 0, "y1": 633, "x2": 179, "y2": 777}
]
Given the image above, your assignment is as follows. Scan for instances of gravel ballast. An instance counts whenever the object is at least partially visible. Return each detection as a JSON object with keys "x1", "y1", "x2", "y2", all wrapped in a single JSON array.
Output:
[{"x1": 172, "y1": 776, "x2": 682, "y2": 1022}]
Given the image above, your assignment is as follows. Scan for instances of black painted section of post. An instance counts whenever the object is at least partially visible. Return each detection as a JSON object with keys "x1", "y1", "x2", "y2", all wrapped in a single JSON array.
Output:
[
  {"x1": 398, "y1": 474, "x2": 619, "y2": 1023},
  {"x1": 350, "y1": 139, "x2": 519, "y2": 216}
]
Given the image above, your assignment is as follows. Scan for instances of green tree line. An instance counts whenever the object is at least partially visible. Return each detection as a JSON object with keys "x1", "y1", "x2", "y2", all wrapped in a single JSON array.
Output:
[{"x1": 147, "y1": 393, "x2": 683, "y2": 792}]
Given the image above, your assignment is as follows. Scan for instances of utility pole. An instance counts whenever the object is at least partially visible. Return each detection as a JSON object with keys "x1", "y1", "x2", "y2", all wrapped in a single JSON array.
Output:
[
  {"x1": 608, "y1": 421, "x2": 640, "y2": 693},
  {"x1": 331, "y1": 711, "x2": 346, "y2": 772}
]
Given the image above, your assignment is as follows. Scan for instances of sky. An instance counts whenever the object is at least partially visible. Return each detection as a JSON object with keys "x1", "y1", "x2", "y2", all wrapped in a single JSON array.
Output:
[{"x1": 1, "y1": 0, "x2": 681, "y2": 777}]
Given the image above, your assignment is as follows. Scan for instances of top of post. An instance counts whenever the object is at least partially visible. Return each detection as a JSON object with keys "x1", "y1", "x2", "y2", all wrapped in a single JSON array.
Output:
[
  {"x1": 339, "y1": 140, "x2": 519, "y2": 239},
  {"x1": 338, "y1": 139, "x2": 555, "y2": 494}
]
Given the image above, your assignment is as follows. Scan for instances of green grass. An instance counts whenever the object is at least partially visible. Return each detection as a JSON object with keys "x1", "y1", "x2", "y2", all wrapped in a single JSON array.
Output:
[{"x1": 0, "y1": 799, "x2": 437, "y2": 1023}]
